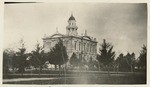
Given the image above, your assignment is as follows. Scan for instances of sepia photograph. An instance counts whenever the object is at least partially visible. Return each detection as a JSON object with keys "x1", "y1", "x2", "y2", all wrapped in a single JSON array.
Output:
[{"x1": 3, "y1": 2, "x2": 147, "y2": 85}]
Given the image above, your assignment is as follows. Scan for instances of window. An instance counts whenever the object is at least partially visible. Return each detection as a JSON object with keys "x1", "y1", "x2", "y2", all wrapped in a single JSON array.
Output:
[
  {"x1": 95, "y1": 45, "x2": 97, "y2": 53},
  {"x1": 79, "y1": 43, "x2": 80, "y2": 51},
  {"x1": 75, "y1": 42, "x2": 77, "y2": 50},
  {"x1": 92, "y1": 45, "x2": 94, "y2": 53},
  {"x1": 66, "y1": 41, "x2": 68, "y2": 47},
  {"x1": 90, "y1": 44, "x2": 91, "y2": 52},
  {"x1": 87, "y1": 44, "x2": 89, "y2": 52},
  {"x1": 84, "y1": 43, "x2": 85, "y2": 51}
]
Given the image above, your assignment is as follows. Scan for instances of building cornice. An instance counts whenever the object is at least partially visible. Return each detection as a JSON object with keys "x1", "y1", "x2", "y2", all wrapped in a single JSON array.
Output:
[{"x1": 42, "y1": 35, "x2": 97, "y2": 43}]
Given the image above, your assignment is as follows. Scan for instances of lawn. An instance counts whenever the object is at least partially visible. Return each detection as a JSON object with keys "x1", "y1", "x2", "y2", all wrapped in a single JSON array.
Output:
[{"x1": 3, "y1": 71, "x2": 146, "y2": 84}]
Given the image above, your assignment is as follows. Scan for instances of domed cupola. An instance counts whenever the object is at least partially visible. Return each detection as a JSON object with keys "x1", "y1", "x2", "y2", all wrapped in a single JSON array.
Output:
[
  {"x1": 66, "y1": 14, "x2": 78, "y2": 36},
  {"x1": 68, "y1": 14, "x2": 76, "y2": 21}
]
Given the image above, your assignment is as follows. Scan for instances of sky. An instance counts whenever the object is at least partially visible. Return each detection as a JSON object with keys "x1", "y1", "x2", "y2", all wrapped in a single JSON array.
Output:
[{"x1": 4, "y1": 3, "x2": 147, "y2": 58}]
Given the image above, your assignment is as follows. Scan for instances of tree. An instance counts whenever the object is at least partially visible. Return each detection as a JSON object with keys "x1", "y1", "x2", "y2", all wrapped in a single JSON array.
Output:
[
  {"x1": 116, "y1": 52, "x2": 136, "y2": 72},
  {"x1": 138, "y1": 45, "x2": 146, "y2": 71},
  {"x1": 115, "y1": 53, "x2": 124, "y2": 72},
  {"x1": 97, "y1": 39, "x2": 115, "y2": 73},
  {"x1": 70, "y1": 53, "x2": 79, "y2": 69},
  {"x1": 3, "y1": 48, "x2": 20, "y2": 73},
  {"x1": 16, "y1": 39, "x2": 28, "y2": 75},
  {"x1": 130, "y1": 53, "x2": 136, "y2": 72},
  {"x1": 3, "y1": 49, "x2": 11, "y2": 74},
  {"x1": 30, "y1": 43, "x2": 47, "y2": 75},
  {"x1": 48, "y1": 39, "x2": 68, "y2": 70},
  {"x1": 88, "y1": 57, "x2": 95, "y2": 70},
  {"x1": 11, "y1": 54, "x2": 18, "y2": 71},
  {"x1": 78, "y1": 55, "x2": 87, "y2": 70}
]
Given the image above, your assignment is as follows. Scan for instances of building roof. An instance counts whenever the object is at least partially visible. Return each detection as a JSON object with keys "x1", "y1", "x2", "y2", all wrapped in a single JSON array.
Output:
[
  {"x1": 43, "y1": 33, "x2": 97, "y2": 43},
  {"x1": 68, "y1": 14, "x2": 76, "y2": 21}
]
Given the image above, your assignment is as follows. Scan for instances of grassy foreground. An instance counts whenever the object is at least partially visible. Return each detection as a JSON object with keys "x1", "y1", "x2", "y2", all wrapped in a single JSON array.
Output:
[{"x1": 3, "y1": 71, "x2": 146, "y2": 84}]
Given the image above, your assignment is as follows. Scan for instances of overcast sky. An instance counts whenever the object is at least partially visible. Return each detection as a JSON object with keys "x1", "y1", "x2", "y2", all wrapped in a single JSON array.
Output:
[{"x1": 4, "y1": 3, "x2": 147, "y2": 57}]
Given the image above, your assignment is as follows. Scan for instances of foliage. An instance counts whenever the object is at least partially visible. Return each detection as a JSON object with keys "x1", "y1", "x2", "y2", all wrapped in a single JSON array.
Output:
[
  {"x1": 3, "y1": 50, "x2": 11, "y2": 74},
  {"x1": 3, "y1": 37, "x2": 147, "y2": 74},
  {"x1": 70, "y1": 53, "x2": 79, "y2": 68},
  {"x1": 15, "y1": 39, "x2": 28, "y2": 74},
  {"x1": 88, "y1": 57, "x2": 96, "y2": 70},
  {"x1": 29, "y1": 43, "x2": 47, "y2": 74},
  {"x1": 97, "y1": 39, "x2": 115, "y2": 71},
  {"x1": 116, "y1": 52, "x2": 135, "y2": 72},
  {"x1": 138, "y1": 45, "x2": 146, "y2": 71},
  {"x1": 47, "y1": 39, "x2": 68, "y2": 70}
]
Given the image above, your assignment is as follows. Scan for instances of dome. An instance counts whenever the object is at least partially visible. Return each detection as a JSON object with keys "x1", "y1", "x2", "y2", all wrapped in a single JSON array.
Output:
[{"x1": 68, "y1": 14, "x2": 76, "y2": 21}]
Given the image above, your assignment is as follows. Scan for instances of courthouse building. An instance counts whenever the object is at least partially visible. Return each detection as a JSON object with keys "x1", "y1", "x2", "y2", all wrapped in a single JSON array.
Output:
[{"x1": 42, "y1": 14, "x2": 97, "y2": 65}]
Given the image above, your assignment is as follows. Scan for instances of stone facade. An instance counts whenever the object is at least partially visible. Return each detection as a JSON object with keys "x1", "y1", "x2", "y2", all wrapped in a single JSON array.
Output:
[{"x1": 42, "y1": 14, "x2": 97, "y2": 64}]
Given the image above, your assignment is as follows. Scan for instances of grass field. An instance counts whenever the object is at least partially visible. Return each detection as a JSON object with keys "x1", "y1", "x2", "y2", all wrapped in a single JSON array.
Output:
[{"x1": 3, "y1": 71, "x2": 146, "y2": 84}]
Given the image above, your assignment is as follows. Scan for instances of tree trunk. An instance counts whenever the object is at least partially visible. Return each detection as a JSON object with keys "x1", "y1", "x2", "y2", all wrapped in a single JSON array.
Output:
[
  {"x1": 55, "y1": 65, "x2": 57, "y2": 70},
  {"x1": 117, "y1": 65, "x2": 119, "y2": 74},
  {"x1": 98, "y1": 62, "x2": 100, "y2": 71},
  {"x1": 19, "y1": 66, "x2": 24, "y2": 76},
  {"x1": 50, "y1": 64, "x2": 52, "y2": 70},
  {"x1": 39, "y1": 66, "x2": 41, "y2": 76},
  {"x1": 21, "y1": 68, "x2": 24, "y2": 76},
  {"x1": 58, "y1": 65, "x2": 61, "y2": 76},
  {"x1": 131, "y1": 62, "x2": 133, "y2": 72},
  {"x1": 12, "y1": 67, "x2": 15, "y2": 74},
  {"x1": 59, "y1": 65, "x2": 61, "y2": 70},
  {"x1": 107, "y1": 65, "x2": 110, "y2": 75}
]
